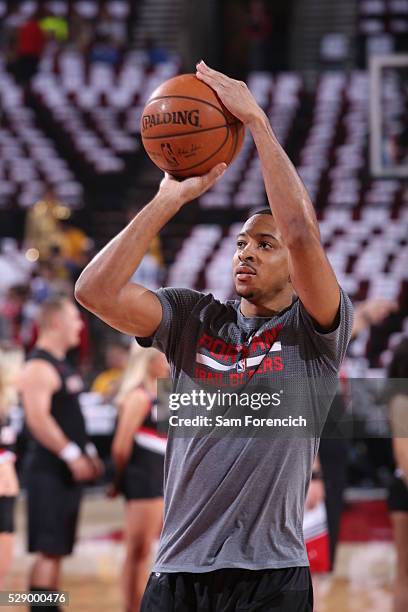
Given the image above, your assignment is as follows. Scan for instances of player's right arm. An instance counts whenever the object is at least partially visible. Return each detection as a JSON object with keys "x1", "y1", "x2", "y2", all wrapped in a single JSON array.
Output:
[
  {"x1": 74, "y1": 166, "x2": 226, "y2": 336},
  {"x1": 20, "y1": 360, "x2": 94, "y2": 481}
]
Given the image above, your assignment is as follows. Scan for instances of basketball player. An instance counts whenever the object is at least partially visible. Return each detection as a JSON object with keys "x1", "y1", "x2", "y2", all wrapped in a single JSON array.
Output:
[
  {"x1": 0, "y1": 343, "x2": 23, "y2": 589},
  {"x1": 110, "y1": 344, "x2": 169, "y2": 612},
  {"x1": 75, "y1": 62, "x2": 353, "y2": 611},
  {"x1": 387, "y1": 338, "x2": 408, "y2": 612},
  {"x1": 20, "y1": 296, "x2": 103, "y2": 611}
]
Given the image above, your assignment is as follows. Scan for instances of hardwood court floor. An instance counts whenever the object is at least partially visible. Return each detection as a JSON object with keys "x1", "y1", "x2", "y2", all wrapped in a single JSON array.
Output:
[{"x1": 3, "y1": 495, "x2": 395, "y2": 612}]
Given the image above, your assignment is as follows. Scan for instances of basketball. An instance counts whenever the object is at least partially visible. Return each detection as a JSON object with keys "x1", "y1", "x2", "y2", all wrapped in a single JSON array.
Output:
[{"x1": 140, "y1": 74, "x2": 245, "y2": 178}]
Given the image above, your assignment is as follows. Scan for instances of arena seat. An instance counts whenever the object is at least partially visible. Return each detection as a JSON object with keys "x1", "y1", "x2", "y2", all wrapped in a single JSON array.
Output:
[{"x1": 0, "y1": 64, "x2": 82, "y2": 208}]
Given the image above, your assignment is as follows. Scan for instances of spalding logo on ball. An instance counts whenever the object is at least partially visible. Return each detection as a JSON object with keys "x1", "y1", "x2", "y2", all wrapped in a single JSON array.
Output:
[{"x1": 141, "y1": 74, "x2": 245, "y2": 178}]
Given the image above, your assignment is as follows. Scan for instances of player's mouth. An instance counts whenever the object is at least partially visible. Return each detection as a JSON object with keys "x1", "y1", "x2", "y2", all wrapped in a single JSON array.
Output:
[{"x1": 236, "y1": 265, "x2": 256, "y2": 281}]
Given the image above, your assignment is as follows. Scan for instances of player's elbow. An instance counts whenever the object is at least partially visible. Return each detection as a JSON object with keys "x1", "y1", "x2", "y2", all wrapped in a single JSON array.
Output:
[
  {"x1": 74, "y1": 279, "x2": 94, "y2": 309},
  {"x1": 74, "y1": 276, "x2": 109, "y2": 315}
]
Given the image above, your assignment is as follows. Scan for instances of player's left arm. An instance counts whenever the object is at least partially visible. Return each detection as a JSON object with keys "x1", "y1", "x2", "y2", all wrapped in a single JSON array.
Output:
[{"x1": 197, "y1": 61, "x2": 339, "y2": 330}]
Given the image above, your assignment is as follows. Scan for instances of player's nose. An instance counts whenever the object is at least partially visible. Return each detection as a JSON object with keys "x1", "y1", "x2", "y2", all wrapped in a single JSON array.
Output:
[{"x1": 238, "y1": 245, "x2": 256, "y2": 261}]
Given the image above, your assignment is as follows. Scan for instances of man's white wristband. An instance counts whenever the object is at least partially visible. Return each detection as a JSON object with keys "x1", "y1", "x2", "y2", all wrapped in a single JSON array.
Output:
[
  {"x1": 85, "y1": 442, "x2": 98, "y2": 459},
  {"x1": 59, "y1": 442, "x2": 81, "y2": 464}
]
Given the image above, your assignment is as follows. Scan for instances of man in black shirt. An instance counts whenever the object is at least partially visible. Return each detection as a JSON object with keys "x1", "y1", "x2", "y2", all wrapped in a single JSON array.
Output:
[{"x1": 20, "y1": 296, "x2": 102, "y2": 611}]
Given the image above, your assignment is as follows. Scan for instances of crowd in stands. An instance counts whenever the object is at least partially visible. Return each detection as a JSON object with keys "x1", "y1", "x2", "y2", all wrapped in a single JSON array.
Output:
[
  {"x1": 0, "y1": 181, "x2": 163, "y2": 385},
  {"x1": 0, "y1": 1, "x2": 133, "y2": 85}
]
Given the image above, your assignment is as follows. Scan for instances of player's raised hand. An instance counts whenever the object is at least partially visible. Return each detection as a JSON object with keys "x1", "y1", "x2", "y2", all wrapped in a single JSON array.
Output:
[
  {"x1": 159, "y1": 162, "x2": 227, "y2": 206},
  {"x1": 196, "y1": 60, "x2": 262, "y2": 126}
]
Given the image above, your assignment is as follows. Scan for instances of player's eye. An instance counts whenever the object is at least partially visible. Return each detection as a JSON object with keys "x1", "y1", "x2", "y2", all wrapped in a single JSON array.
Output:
[
  {"x1": 259, "y1": 242, "x2": 271, "y2": 249},
  {"x1": 236, "y1": 241, "x2": 246, "y2": 249}
]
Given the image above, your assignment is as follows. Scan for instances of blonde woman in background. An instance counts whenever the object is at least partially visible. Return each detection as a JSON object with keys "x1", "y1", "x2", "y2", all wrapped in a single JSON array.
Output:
[
  {"x1": 110, "y1": 344, "x2": 169, "y2": 612},
  {"x1": 0, "y1": 343, "x2": 23, "y2": 589}
]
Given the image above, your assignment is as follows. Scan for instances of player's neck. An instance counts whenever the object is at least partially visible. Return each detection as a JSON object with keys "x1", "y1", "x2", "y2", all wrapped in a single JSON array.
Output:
[
  {"x1": 240, "y1": 287, "x2": 295, "y2": 318},
  {"x1": 36, "y1": 335, "x2": 67, "y2": 361}
]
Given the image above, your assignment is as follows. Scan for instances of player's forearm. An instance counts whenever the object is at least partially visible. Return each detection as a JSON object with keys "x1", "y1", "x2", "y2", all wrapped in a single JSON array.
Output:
[
  {"x1": 75, "y1": 192, "x2": 180, "y2": 308},
  {"x1": 248, "y1": 112, "x2": 319, "y2": 247},
  {"x1": 27, "y1": 414, "x2": 71, "y2": 456},
  {"x1": 112, "y1": 431, "x2": 134, "y2": 468},
  {"x1": 112, "y1": 446, "x2": 132, "y2": 488}
]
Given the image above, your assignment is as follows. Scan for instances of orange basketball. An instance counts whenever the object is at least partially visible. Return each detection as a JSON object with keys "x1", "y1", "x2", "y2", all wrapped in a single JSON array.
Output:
[{"x1": 140, "y1": 74, "x2": 245, "y2": 179}]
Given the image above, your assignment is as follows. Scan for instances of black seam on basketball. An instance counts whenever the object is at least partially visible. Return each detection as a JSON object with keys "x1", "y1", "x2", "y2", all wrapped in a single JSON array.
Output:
[
  {"x1": 145, "y1": 94, "x2": 230, "y2": 119},
  {"x1": 142, "y1": 123, "x2": 234, "y2": 140},
  {"x1": 149, "y1": 126, "x2": 230, "y2": 174}
]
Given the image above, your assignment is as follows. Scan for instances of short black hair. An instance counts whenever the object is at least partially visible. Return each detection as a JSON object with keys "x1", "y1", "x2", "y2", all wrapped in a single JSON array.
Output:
[{"x1": 247, "y1": 208, "x2": 272, "y2": 219}]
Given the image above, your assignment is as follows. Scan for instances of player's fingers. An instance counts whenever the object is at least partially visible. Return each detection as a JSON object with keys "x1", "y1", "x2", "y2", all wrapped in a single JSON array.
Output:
[
  {"x1": 196, "y1": 60, "x2": 222, "y2": 77},
  {"x1": 203, "y1": 163, "x2": 227, "y2": 187},
  {"x1": 192, "y1": 163, "x2": 226, "y2": 195},
  {"x1": 198, "y1": 60, "x2": 234, "y2": 83},
  {"x1": 196, "y1": 72, "x2": 230, "y2": 101},
  {"x1": 196, "y1": 61, "x2": 231, "y2": 87},
  {"x1": 196, "y1": 69, "x2": 220, "y2": 89}
]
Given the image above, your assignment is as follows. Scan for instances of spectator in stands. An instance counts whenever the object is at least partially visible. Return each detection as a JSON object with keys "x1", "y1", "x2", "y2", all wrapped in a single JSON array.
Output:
[
  {"x1": 39, "y1": 13, "x2": 69, "y2": 45},
  {"x1": 90, "y1": 32, "x2": 121, "y2": 67},
  {"x1": 352, "y1": 298, "x2": 399, "y2": 340},
  {"x1": 0, "y1": 9, "x2": 23, "y2": 70},
  {"x1": 91, "y1": 340, "x2": 130, "y2": 400},
  {"x1": 58, "y1": 217, "x2": 94, "y2": 277},
  {"x1": 387, "y1": 338, "x2": 408, "y2": 612},
  {"x1": 386, "y1": 124, "x2": 408, "y2": 168},
  {"x1": 0, "y1": 343, "x2": 24, "y2": 589},
  {"x1": 13, "y1": 9, "x2": 47, "y2": 85},
  {"x1": 0, "y1": 285, "x2": 37, "y2": 350},
  {"x1": 30, "y1": 260, "x2": 72, "y2": 305},
  {"x1": 95, "y1": 5, "x2": 127, "y2": 51},
  {"x1": 131, "y1": 237, "x2": 164, "y2": 291},
  {"x1": 25, "y1": 185, "x2": 91, "y2": 279},
  {"x1": 24, "y1": 185, "x2": 62, "y2": 261},
  {"x1": 68, "y1": 4, "x2": 94, "y2": 53},
  {"x1": 0, "y1": 239, "x2": 30, "y2": 298},
  {"x1": 143, "y1": 36, "x2": 170, "y2": 68}
]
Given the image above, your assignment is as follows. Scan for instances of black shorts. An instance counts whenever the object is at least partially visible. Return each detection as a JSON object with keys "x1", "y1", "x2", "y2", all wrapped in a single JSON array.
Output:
[
  {"x1": 27, "y1": 468, "x2": 83, "y2": 556},
  {"x1": 141, "y1": 567, "x2": 313, "y2": 612},
  {"x1": 388, "y1": 474, "x2": 408, "y2": 513},
  {"x1": 121, "y1": 446, "x2": 164, "y2": 500},
  {"x1": 0, "y1": 496, "x2": 15, "y2": 533}
]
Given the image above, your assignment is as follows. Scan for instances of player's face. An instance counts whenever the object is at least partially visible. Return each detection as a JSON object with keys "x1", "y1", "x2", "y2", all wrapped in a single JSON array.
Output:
[
  {"x1": 232, "y1": 215, "x2": 290, "y2": 302},
  {"x1": 59, "y1": 302, "x2": 83, "y2": 348}
]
